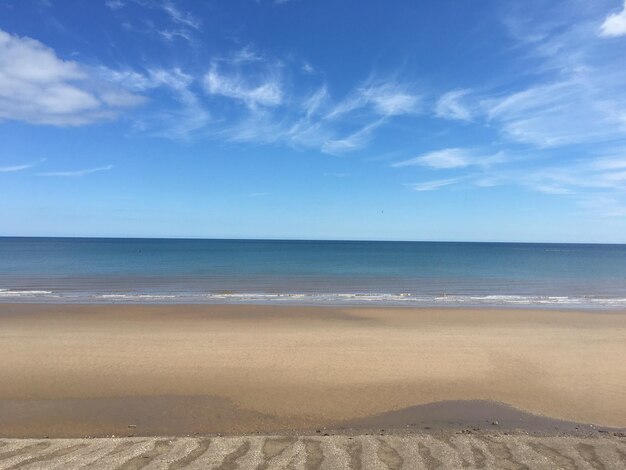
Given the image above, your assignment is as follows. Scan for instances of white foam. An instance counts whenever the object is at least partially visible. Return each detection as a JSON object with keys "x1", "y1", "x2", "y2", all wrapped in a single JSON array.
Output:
[
  {"x1": 1, "y1": 288, "x2": 626, "y2": 309},
  {"x1": 0, "y1": 289, "x2": 54, "y2": 297}
]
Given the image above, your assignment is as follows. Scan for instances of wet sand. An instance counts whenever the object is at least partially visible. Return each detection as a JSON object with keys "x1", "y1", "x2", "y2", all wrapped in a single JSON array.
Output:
[{"x1": 0, "y1": 303, "x2": 625, "y2": 438}]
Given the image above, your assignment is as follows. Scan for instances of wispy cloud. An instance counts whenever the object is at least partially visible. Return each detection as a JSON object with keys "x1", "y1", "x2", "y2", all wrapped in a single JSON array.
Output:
[
  {"x1": 600, "y1": 0, "x2": 626, "y2": 37},
  {"x1": 302, "y1": 86, "x2": 328, "y2": 117},
  {"x1": 435, "y1": 89, "x2": 472, "y2": 121},
  {"x1": 480, "y1": 4, "x2": 626, "y2": 148},
  {"x1": 301, "y1": 62, "x2": 315, "y2": 75},
  {"x1": 107, "y1": 0, "x2": 200, "y2": 45},
  {"x1": 393, "y1": 148, "x2": 505, "y2": 169},
  {"x1": 228, "y1": 46, "x2": 264, "y2": 65},
  {"x1": 0, "y1": 26, "x2": 420, "y2": 153},
  {"x1": 105, "y1": 0, "x2": 124, "y2": 10},
  {"x1": 409, "y1": 178, "x2": 460, "y2": 192},
  {"x1": 161, "y1": 1, "x2": 200, "y2": 30},
  {"x1": 579, "y1": 194, "x2": 626, "y2": 218},
  {"x1": 326, "y1": 80, "x2": 420, "y2": 119},
  {"x1": 0, "y1": 162, "x2": 37, "y2": 172},
  {"x1": 158, "y1": 29, "x2": 192, "y2": 43},
  {"x1": 425, "y1": 3, "x2": 626, "y2": 152},
  {"x1": 204, "y1": 63, "x2": 282, "y2": 108},
  {"x1": 399, "y1": 146, "x2": 626, "y2": 215},
  {"x1": 102, "y1": 67, "x2": 209, "y2": 139},
  {"x1": 38, "y1": 165, "x2": 113, "y2": 177},
  {"x1": 321, "y1": 119, "x2": 385, "y2": 156}
]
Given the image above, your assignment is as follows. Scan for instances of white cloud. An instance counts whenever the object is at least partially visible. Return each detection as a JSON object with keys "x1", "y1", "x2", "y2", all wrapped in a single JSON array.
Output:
[
  {"x1": 481, "y1": 73, "x2": 626, "y2": 147},
  {"x1": 365, "y1": 85, "x2": 420, "y2": 116},
  {"x1": 0, "y1": 163, "x2": 33, "y2": 172},
  {"x1": 393, "y1": 148, "x2": 504, "y2": 169},
  {"x1": 102, "y1": 67, "x2": 192, "y2": 92},
  {"x1": 102, "y1": 67, "x2": 209, "y2": 139},
  {"x1": 204, "y1": 64, "x2": 282, "y2": 108},
  {"x1": 321, "y1": 119, "x2": 385, "y2": 155},
  {"x1": 326, "y1": 81, "x2": 420, "y2": 119},
  {"x1": 579, "y1": 194, "x2": 626, "y2": 218},
  {"x1": 229, "y1": 46, "x2": 264, "y2": 65},
  {"x1": 161, "y1": 1, "x2": 200, "y2": 30},
  {"x1": 435, "y1": 89, "x2": 472, "y2": 121},
  {"x1": 105, "y1": 0, "x2": 124, "y2": 10},
  {"x1": 409, "y1": 178, "x2": 460, "y2": 192},
  {"x1": 600, "y1": 1, "x2": 626, "y2": 37},
  {"x1": 394, "y1": 148, "x2": 469, "y2": 169},
  {"x1": 480, "y1": 5, "x2": 626, "y2": 148},
  {"x1": 591, "y1": 155, "x2": 626, "y2": 170},
  {"x1": 158, "y1": 29, "x2": 192, "y2": 43},
  {"x1": 38, "y1": 165, "x2": 113, "y2": 177},
  {"x1": 0, "y1": 29, "x2": 145, "y2": 126},
  {"x1": 302, "y1": 86, "x2": 328, "y2": 117},
  {"x1": 301, "y1": 62, "x2": 315, "y2": 74},
  {"x1": 0, "y1": 158, "x2": 44, "y2": 173}
]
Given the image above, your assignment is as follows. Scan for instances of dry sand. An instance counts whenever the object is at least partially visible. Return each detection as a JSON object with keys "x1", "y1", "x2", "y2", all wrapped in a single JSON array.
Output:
[
  {"x1": 1, "y1": 433, "x2": 626, "y2": 469},
  {"x1": 0, "y1": 303, "x2": 625, "y2": 439}
]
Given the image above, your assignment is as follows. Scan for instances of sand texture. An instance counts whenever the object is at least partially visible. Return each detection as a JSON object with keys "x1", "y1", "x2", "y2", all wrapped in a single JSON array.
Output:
[
  {"x1": 0, "y1": 303, "x2": 625, "y2": 438},
  {"x1": 0, "y1": 433, "x2": 625, "y2": 469}
]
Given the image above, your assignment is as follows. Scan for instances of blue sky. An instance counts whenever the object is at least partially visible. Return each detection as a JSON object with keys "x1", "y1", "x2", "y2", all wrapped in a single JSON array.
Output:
[{"x1": 1, "y1": 0, "x2": 626, "y2": 242}]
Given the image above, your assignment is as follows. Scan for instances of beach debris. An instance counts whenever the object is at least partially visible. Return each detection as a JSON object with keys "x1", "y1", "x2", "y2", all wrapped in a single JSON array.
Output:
[
  {"x1": 128, "y1": 424, "x2": 137, "y2": 428},
  {"x1": 491, "y1": 421, "x2": 499, "y2": 426}
]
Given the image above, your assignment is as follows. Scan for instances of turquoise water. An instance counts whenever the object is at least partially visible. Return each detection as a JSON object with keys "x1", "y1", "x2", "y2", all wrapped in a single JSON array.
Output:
[{"x1": 1, "y1": 237, "x2": 626, "y2": 308}]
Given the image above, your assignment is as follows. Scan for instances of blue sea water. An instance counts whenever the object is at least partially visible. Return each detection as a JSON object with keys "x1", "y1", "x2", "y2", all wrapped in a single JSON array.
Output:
[{"x1": 1, "y1": 237, "x2": 626, "y2": 308}]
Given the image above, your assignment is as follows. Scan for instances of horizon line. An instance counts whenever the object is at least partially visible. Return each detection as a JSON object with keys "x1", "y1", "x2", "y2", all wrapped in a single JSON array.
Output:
[{"x1": 0, "y1": 235, "x2": 624, "y2": 246}]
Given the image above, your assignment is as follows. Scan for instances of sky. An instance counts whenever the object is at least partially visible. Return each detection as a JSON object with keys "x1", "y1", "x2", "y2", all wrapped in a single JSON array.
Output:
[{"x1": 1, "y1": 0, "x2": 626, "y2": 243}]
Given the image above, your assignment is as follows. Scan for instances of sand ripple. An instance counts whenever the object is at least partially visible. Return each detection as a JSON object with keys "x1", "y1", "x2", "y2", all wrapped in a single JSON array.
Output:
[{"x1": 0, "y1": 433, "x2": 624, "y2": 469}]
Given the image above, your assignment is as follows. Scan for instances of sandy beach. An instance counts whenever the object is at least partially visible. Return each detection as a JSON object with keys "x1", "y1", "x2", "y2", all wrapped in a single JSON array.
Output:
[{"x1": 0, "y1": 303, "x2": 625, "y2": 439}]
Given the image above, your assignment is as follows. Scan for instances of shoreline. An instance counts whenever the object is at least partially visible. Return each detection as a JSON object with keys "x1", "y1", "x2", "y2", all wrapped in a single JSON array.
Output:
[
  {"x1": 0, "y1": 303, "x2": 625, "y2": 439},
  {"x1": 3, "y1": 296, "x2": 626, "y2": 311}
]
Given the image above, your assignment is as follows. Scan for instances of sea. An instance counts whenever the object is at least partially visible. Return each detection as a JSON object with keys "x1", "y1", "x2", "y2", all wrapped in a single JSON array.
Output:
[{"x1": 1, "y1": 237, "x2": 626, "y2": 309}]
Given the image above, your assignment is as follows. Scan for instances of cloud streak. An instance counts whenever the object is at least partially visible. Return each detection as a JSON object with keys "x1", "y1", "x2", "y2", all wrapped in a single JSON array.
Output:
[
  {"x1": 393, "y1": 148, "x2": 505, "y2": 169},
  {"x1": 38, "y1": 165, "x2": 113, "y2": 177},
  {"x1": 204, "y1": 63, "x2": 282, "y2": 108},
  {"x1": 409, "y1": 178, "x2": 460, "y2": 192},
  {"x1": 435, "y1": 89, "x2": 472, "y2": 121},
  {"x1": 0, "y1": 163, "x2": 35, "y2": 172},
  {"x1": 161, "y1": 1, "x2": 201, "y2": 30},
  {"x1": 326, "y1": 81, "x2": 420, "y2": 119}
]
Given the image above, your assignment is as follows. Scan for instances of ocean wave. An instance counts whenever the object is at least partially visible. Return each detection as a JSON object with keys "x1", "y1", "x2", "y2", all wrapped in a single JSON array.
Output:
[
  {"x1": 0, "y1": 289, "x2": 56, "y2": 297},
  {"x1": 1, "y1": 289, "x2": 626, "y2": 308}
]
